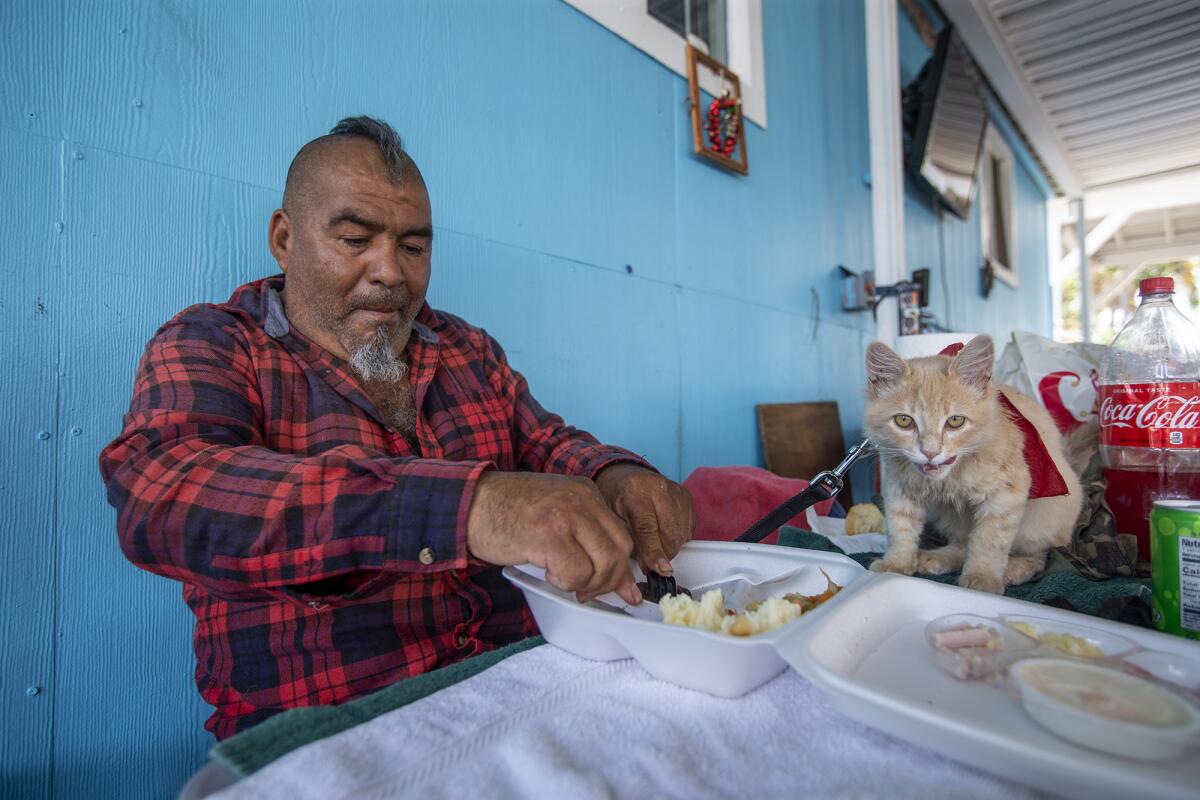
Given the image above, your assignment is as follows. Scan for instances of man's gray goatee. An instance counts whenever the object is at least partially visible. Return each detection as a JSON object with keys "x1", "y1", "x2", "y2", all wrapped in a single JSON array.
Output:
[{"x1": 348, "y1": 326, "x2": 408, "y2": 382}]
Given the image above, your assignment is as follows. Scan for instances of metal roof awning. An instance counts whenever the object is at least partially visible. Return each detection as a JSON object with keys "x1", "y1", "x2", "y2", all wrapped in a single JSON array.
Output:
[{"x1": 943, "y1": 0, "x2": 1200, "y2": 194}]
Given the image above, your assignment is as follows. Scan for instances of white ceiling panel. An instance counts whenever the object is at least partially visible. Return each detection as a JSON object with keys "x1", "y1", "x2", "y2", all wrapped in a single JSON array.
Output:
[{"x1": 983, "y1": 0, "x2": 1200, "y2": 188}]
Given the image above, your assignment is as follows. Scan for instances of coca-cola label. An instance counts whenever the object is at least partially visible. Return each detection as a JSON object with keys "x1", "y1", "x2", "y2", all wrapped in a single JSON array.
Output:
[{"x1": 1099, "y1": 382, "x2": 1200, "y2": 448}]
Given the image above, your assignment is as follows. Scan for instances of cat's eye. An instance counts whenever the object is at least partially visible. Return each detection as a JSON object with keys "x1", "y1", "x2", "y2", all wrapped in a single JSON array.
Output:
[
  {"x1": 893, "y1": 414, "x2": 914, "y2": 429},
  {"x1": 946, "y1": 415, "x2": 966, "y2": 429}
]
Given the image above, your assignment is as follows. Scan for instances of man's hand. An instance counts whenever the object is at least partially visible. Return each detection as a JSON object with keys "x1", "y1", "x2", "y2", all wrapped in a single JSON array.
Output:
[
  {"x1": 466, "y1": 472, "x2": 642, "y2": 605},
  {"x1": 593, "y1": 463, "x2": 693, "y2": 576}
]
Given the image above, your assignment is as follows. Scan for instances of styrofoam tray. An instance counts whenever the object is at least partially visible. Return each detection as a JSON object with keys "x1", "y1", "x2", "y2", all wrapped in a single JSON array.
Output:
[
  {"x1": 502, "y1": 540, "x2": 867, "y2": 697},
  {"x1": 507, "y1": 543, "x2": 1200, "y2": 797},
  {"x1": 776, "y1": 572, "x2": 1200, "y2": 800}
]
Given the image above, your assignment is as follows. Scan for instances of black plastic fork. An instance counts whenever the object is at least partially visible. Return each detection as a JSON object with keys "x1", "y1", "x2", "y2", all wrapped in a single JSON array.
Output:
[{"x1": 643, "y1": 570, "x2": 690, "y2": 602}]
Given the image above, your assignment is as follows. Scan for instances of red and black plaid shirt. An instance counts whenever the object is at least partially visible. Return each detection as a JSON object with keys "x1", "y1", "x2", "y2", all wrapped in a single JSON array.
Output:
[{"x1": 99, "y1": 275, "x2": 647, "y2": 739}]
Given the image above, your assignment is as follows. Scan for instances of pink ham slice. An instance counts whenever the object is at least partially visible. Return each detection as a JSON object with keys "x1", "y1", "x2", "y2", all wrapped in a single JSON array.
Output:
[{"x1": 933, "y1": 625, "x2": 996, "y2": 651}]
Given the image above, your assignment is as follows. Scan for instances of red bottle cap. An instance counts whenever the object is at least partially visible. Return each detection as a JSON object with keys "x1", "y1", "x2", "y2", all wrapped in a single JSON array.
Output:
[{"x1": 1139, "y1": 277, "x2": 1173, "y2": 295}]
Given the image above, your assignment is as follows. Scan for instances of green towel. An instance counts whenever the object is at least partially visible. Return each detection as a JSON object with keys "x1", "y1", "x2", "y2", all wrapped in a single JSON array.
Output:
[
  {"x1": 776, "y1": 527, "x2": 1151, "y2": 616},
  {"x1": 213, "y1": 530, "x2": 1151, "y2": 779},
  {"x1": 212, "y1": 636, "x2": 545, "y2": 778}
]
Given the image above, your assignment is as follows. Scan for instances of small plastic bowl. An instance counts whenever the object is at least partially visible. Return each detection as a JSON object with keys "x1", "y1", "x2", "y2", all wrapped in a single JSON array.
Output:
[
  {"x1": 1123, "y1": 651, "x2": 1200, "y2": 696},
  {"x1": 1008, "y1": 657, "x2": 1200, "y2": 760},
  {"x1": 1000, "y1": 614, "x2": 1138, "y2": 660},
  {"x1": 925, "y1": 613, "x2": 1038, "y2": 680}
]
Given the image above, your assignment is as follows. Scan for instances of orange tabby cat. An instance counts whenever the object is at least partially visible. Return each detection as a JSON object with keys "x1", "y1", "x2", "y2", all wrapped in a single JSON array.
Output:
[{"x1": 864, "y1": 335, "x2": 1085, "y2": 593}]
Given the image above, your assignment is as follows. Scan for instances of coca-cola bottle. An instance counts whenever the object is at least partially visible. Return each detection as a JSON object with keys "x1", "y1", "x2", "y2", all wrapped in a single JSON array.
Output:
[{"x1": 1098, "y1": 277, "x2": 1200, "y2": 560}]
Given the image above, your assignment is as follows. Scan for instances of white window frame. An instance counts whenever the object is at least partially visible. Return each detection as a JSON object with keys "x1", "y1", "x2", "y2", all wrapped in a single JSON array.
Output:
[
  {"x1": 562, "y1": 0, "x2": 767, "y2": 128},
  {"x1": 979, "y1": 124, "x2": 1018, "y2": 288}
]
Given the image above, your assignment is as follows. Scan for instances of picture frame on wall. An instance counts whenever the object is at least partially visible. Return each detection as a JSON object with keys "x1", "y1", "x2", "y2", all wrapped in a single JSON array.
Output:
[{"x1": 686, "y1": 44, "x2": 749, "y2": 175}]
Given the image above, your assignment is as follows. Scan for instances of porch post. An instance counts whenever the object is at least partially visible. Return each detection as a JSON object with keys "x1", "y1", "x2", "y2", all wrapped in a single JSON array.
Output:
[
  {"x1": 865, "y1": 0, "x2": 905, "y2": 346},
  {"x1": 1073, "y1": 196, "x2": 1092, "y2": 342}
]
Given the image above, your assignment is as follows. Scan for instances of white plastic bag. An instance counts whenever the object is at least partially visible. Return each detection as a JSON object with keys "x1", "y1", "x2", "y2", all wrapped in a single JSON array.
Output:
[
  {"x1": 995, "y1": 331, "x2": 1108, "y2": 433},
  {"x1": 804, "y1": 508, "x2": 889, "y2": 554}
]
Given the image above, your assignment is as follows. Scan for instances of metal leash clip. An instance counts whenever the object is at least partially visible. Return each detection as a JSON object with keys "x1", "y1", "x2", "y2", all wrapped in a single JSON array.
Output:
[{"x1": 735, "y1": 438, "x2": 877, "y2": 544}]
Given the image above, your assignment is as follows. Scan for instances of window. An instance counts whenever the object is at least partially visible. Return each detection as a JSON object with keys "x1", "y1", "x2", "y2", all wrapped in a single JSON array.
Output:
[
  {"x1": 648, "y1": 0, "x2": 727, "y2": 65},
  {"x1": 563, "y1": 0, "x2": 767, "y2": 127},
  {"x1": 979, "y1": 124, "x2": 1017, "y2": 287}
]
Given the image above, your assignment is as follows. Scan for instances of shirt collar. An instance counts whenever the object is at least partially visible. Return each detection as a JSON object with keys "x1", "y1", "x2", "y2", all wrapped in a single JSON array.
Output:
[
  {"x1": 264, "y1": 285, "x2": 290, "y2": 338},
  {"x1": 412, "y1": 318, "x2": 438, "y2": 345}
]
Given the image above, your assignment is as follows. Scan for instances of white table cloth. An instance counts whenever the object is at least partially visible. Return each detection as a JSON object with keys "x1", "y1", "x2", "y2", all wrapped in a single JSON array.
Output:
[{"x1": 209, "y1": 643, "x2": 1043, "y2": 800}]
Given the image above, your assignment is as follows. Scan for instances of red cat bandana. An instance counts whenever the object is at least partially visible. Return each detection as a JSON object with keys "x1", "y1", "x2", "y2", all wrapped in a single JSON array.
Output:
[{"x1": 939, "y1": 342, "x2": 1069, "y2": 499}]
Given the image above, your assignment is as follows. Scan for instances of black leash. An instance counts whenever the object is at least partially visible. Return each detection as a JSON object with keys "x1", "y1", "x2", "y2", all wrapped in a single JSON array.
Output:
[{"x1": 735, "y1": 438, "x2": 876, "y2": 544}]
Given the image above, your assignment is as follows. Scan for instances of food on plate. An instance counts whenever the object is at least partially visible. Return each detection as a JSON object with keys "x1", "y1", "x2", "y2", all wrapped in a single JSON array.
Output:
[
  {"x1": 779, "y1": 578, "x2": 840, "y2": 612},
  {"x1": 1009, "y1": 658, "x2": 1200, "y2": 761},
  {"x1": 932, "y1": 624, "x2": 1000, "y2": 651},
  {"x1": 926, "y1": 623, "x2": 1003, "y2": 681},
  {"x1": 659, "y1": 572, "x2": 841, "y2": 636},
  {"x1": 1008, "y1": 621, "x2": 1104, "y2": 659},
  {"x1": 659, "y1": 591, "x2": 800, "y2": 636},
  {"x1": 1013, "y1": 659, "x2": 1194, "y2": 727},
  {"x1": 844, "y1": 502, "x2": 886, "y2": 535},
  {"x1": 927, "y1": 621, "x2": 1022, "y2": 680}
]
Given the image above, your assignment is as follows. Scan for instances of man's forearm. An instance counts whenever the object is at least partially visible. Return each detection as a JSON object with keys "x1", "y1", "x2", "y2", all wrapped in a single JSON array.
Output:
[{"x1": 102, "y1": 413, "x2": 490, "y2": 602}]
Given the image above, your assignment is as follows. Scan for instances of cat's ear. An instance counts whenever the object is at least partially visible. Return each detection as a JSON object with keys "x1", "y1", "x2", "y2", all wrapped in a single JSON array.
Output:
[
  {"x1": 950, "y1": 335, "x2": 994, "y2": 395},
  {"x1": 866, "y1": 341, "x2": 908, "y2": 397}
]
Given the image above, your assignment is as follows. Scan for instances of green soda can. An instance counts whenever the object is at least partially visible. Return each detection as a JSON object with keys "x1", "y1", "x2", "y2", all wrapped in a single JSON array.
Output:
[{"x1": 1150, "y1": 500, "x2": 1200, "y2": 640}]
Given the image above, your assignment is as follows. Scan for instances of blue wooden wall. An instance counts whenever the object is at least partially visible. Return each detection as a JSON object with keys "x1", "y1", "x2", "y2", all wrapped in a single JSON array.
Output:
[
  {"x1": 898, "y1": 7, "x2": 1054, "y2": 339},
  {"x1": 1, "y1": 1, "x2": 1048, "y2": 798}
]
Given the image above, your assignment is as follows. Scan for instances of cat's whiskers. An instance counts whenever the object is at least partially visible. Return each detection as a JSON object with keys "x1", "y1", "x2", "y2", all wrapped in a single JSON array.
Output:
[
  {"x1": 951, "y1": 442, "x2": 987, "y2": 459},
  {"x1": 871, "y1": 443, "x2": 913, "y2": 458}
]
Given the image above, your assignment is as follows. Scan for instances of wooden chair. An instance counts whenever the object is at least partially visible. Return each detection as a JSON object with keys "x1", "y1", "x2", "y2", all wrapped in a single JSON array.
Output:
[{"x1": 756, "y1": 401, "x2": 853, "y2": 509}]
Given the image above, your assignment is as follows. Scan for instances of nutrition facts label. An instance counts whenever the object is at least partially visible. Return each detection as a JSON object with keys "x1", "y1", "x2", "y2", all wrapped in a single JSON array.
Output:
[{"x1": 1181, "y1": 537, "x2": 1200, "y2": 632}]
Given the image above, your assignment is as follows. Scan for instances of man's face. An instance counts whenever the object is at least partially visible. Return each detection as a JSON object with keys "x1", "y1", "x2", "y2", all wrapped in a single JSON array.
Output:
[{"x1": 269, "y1": 139, "x2": 433, "y2": 366}]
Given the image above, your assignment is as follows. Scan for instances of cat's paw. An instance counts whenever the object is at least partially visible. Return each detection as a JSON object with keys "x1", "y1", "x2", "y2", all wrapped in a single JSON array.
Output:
[
  {"x1": 918, "y1": 551, "x2": 961, "y2": 574},
  {"x1": 958, "y1": 571, "x2": 1004, "y2": 594},
  {"x1": 1004, "y1": 555, "x2": 1044, "y2": 586},
  {"x1": 870, "y1": 557, "x2": 917, "y2": 575}
]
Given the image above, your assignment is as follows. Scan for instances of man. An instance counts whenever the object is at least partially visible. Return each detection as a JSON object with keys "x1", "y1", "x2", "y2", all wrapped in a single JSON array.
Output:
[{"x1": 99, "y1": 116, "x2": 693, "y2": 739}]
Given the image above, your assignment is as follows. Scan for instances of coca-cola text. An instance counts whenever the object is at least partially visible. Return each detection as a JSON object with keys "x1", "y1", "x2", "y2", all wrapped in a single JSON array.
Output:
[{"x1": 1099, "y1": 382, "x2": 1200, "y2": 448}]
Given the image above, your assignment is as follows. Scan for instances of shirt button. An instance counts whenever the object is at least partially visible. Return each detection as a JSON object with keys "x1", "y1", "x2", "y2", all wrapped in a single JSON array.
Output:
[
  {"x1": 308, "y1": 600, "x2": 327, "y2": 611},
  {"x1": 456, "y1": 634, "x2": 470, "y2": 648},
  {"x1": 418, "y1": 547, "x2": 435, "y2": 565}
]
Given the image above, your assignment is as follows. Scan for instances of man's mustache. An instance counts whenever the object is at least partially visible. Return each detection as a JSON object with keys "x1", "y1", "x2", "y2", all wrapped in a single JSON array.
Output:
[{"x1": 347, "y1": 291, "x2": 410, "y2": 313}]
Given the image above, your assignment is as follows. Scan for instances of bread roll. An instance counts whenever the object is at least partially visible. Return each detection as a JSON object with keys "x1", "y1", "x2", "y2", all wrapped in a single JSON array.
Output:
[{"x1": 844, "y1": 502, "x2": 885, "y2": 535}]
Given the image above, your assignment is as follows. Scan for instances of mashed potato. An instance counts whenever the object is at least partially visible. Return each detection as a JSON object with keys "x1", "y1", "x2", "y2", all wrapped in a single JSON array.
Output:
[
  {"x1": 659, "y1": 575, "x2": 840, "y2": 637},
  {"x1": 1009, "y1": 621, "x2": 1104, "y2": 659},
  {"x1": 660, "y1": 590, "x2": 804, "y2": 636}
]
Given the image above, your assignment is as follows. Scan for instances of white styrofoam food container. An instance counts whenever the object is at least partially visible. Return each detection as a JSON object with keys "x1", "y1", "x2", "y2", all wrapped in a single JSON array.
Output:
[
  {"x1": 1007, "y1": 657, "x2": 1200, "y2": 761},
  {"x1": 776, "y1": 572, "x2": 1200, "y2": 800},
  {"x1": 503, "y1": 540, "x2": 866, "y2": 697},
  {"x1": 507, "y1": 541, "x2": 1200, "y2": 799}
]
